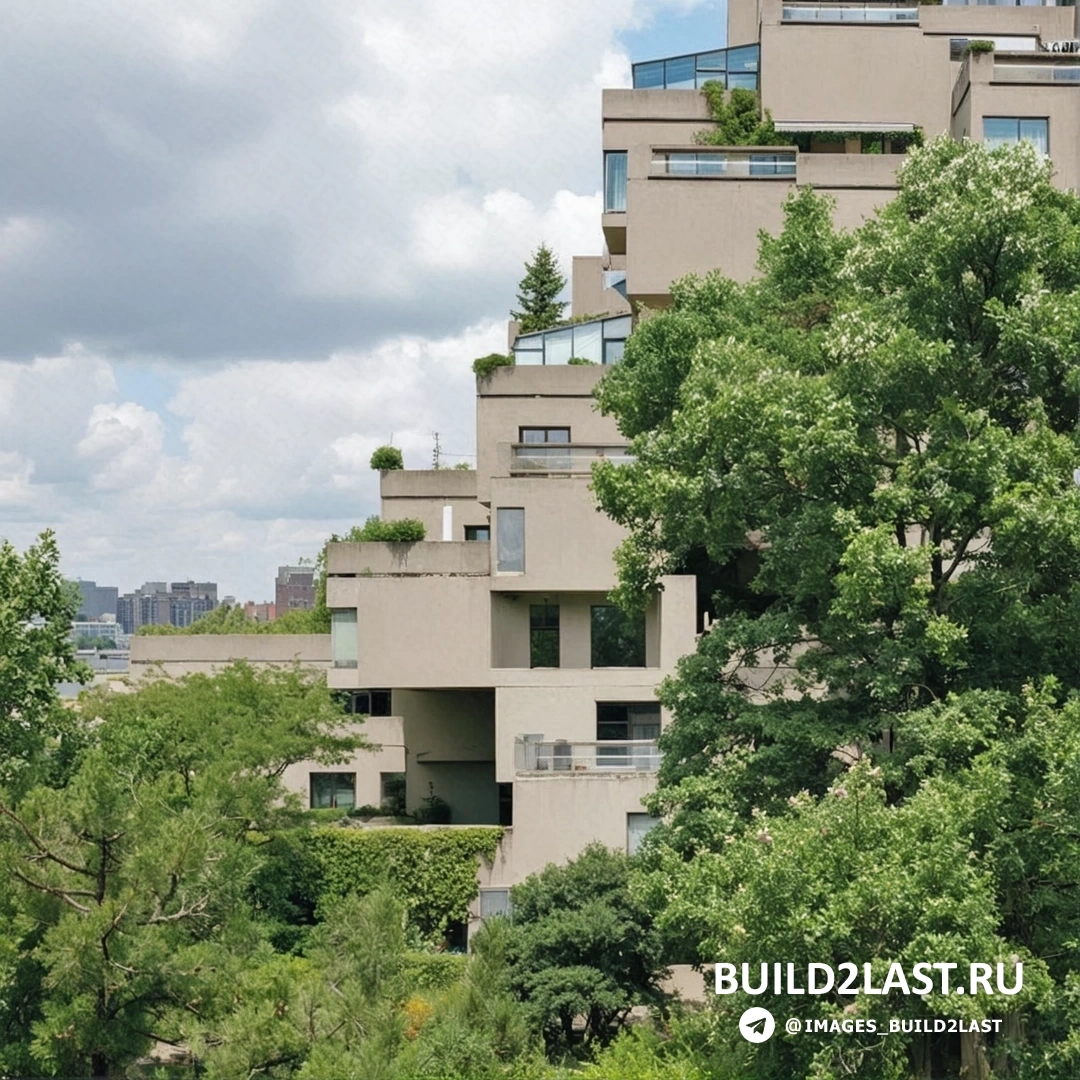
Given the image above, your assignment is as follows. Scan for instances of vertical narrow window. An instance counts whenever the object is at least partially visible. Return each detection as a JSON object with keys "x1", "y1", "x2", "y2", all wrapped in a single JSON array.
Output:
[
  {"x1": 604, "y1": 151, "x2": 627, "y2": 212},
  {"x1": 529, "y1": 604, "x2": 560, "y2": 667},
  {"x1": 497, "y1": 508, "x2": 525, "y2": 572},
  {"x1": 627, "y1": 812, "x2": 660, "y2": 855},
  {"x1": 331, "y1": 609, "x2": 358, "y2": 668},
  {"x1": 497, "y1": 782, "x2": 513, "y2": 827}
]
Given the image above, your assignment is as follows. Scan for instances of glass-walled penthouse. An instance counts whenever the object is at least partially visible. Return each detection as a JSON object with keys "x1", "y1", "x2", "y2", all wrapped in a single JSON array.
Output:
[
  {"x1": 512, "y1": 315, "x2": 631, "y2": 366},
  {"x1": 632, "y1": 44, "x2": 759, "y2": 90}
]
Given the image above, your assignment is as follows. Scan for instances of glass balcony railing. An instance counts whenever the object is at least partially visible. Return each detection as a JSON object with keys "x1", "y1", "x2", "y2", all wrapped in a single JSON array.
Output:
[
  {"x1": 944, "y1": 0, "x2": 1072, "y2": 6},
  {"x1": 652, "y1": 150, "x2": 796, "y2": 177},
  {"x1": 514, "y1": 738, "x2": 662, "y2": 773},
  {"x1": 992, "y1": 63, "x2": 1080, "y2": 82},
  {"x1": 512, "y1": 314, "x2": 631, "y2": 366},
  {"x1": 632, "y1": 44, "x2": 759, "y2": 90},
  {"x1": 509, "y1": 444, "x2": 634, "y2": 474},
  {"x1": 783, "y1": 2, "x2": 918, "y2": 20}
]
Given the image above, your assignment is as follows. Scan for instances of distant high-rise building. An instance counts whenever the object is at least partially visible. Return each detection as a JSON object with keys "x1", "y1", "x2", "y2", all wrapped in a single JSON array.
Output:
[
  {"x1": 71, "y1": 580, "x2": 119, "y2": 621},
  {"x1": 276, "y1": 566, "x2": 316, "y2": 615},
  {"x1": 245, "y1": 601, "x2": 277, "y2": 623},
  {"x1": 115, "y1": 580, "x2": 218, "y2": 635}
]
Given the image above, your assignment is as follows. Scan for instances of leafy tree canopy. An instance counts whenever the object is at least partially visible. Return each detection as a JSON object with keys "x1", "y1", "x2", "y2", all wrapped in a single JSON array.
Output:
[
  {"x1": 593, "y1": 137, "x2": 1080, "y2": 1076},
  {"x1": 512, "y1": 244, "x2": 568, "y2": 334},
  {"x1": 698, "y1": 87, "x2": 788, "y2": 148},
  {"x1": 371, "y1": 445, "x2": 405, "y2": 471}
]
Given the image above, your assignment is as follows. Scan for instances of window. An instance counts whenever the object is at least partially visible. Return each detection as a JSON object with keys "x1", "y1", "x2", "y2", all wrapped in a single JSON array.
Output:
[
  {"x1": 530, "y1": 604, "x2": 560, "y2": 668},
  {"x1": 311, "y1": 772, "x2": 355, "y2": 809},
  {"x1": 341, "y1": 689, "x2": 391, "y2": 716},
  {"x1": 590, "y1": 605, "x2": 646, "y2": 667},
  {"x1": 380, "y1": 772, "x2": 406, "y2": 815},
  {"x1": 627, "y1": 813, "x2": 661, "y2": 855},
  {"x1": 983, "y1": 116, "x2": 1048, "y2": 155},
  {"x1": 520, "y1": 427, "x2": 570, "y2": 444},
  {"x1": 498, "y1": 782, "x2": 513, "y2": 826},
  {"x1": 479, "y1": 887, "x2": 513, "y2": 920},
  {"x1": 497, "y1": 508, "x2": 525, "y2": 572},
  {"x1": 597, "y1": 703, "x2": 661, "y2": 769},
  {"x1": 465, "y1": 525, "x2": 490, "y2": 542},
  {"x1": 331, "y1": 609, "x2": 358, "y2": 668},
  {"x1": 604, "y1": 151, "x2": 628, "y2": 212}
]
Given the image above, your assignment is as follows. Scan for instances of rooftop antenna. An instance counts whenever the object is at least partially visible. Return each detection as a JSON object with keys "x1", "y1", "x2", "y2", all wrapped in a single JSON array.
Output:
[{"x1": 432, "y1": 431, "x2": 442, "y2": 469}]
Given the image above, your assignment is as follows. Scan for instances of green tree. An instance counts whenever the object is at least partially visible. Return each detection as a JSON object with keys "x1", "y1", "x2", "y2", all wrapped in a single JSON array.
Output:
[
  {"x1": 512, "y1": 244, "x2": 567, "y2": 334},
  {"x1": 0, "y1": 530, "x2": 88, "y2": 789},
  {"x1": 499, "y1": 844, "x2": 668, "y2": 1058},
  {"x1": 593, "y1": 138, "x2": 1080, "y2": 1075},
  {"x1": 370, "y1": 445, "x2": 405, "y2": 471},
  {"x1": 0, "y1": 662, "x2": 367, "y2": 1077},
  {"x1": 697, "y1": 86, "x2": 787, "y2": 147}
]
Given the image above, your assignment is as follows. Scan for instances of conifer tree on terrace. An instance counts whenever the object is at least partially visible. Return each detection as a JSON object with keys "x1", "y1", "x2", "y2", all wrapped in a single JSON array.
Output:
[{"x1": 511, "y1": 243, "x2": 567, "y2": 334}]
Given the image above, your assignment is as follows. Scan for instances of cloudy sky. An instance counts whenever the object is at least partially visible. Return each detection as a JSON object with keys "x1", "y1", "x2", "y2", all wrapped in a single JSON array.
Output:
[{"x1": 0, "y1": 0, "x2": 725, "y2": 603}]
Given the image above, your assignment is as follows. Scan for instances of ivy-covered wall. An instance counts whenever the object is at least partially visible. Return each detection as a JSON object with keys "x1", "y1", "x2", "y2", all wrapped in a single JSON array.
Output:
[{"x1": 304, "y1": 827, "x2": 503, "y2": 938}]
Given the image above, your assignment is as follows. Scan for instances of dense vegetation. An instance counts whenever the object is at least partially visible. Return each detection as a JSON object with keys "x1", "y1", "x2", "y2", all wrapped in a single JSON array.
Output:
[{"x1": 6, "y1": 138, "x2": 1080, "y2": 1078}]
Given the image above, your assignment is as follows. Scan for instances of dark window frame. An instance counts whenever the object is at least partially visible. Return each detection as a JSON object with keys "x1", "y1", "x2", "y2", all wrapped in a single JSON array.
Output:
[
  {"x1": 519, "y1": 426, "x2": 571, "y2": 444},
  {"x1": 464, "y1": 525, "x2": 490, "y2": 542},
  {"x1": 530, "y1": 603, "x2": 561, "y2": 668},
  {"x1": 310, "y1": 772, "x2": 356, "y2": 809}
]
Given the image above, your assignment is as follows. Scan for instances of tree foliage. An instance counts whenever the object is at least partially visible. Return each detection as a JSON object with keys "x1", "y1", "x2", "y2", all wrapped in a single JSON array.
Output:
[
  {"x1": 499, "y1": 844, "x2": 668, "y2": 1057},
  {"x1": 371, "y1": 445, "x2": 405, "y2": 471},
  {"x1": 512, "y1": 244, "x2": 568, "y2": 334},
  {"x1": 697, "y1": 87, "x2": 788, "y2": 148},
  {"x1": 593, "y1": 137, "x2": 1080, "y2": 1075}
]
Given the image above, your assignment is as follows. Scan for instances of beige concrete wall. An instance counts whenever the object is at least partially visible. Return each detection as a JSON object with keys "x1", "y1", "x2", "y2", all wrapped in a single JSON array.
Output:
[
  {"x1": 489, "y1": 476, "x2": 629, "y2": 593},
  {"x1": 327, "y1": 541, "x2": 490, "y2": 579},
  {"x1": 920, "y1": 5, "x2": 1075, "y2": 40},
  {"x1": 485, "y1": 773, "x2": 656, "y2": 883},
  {"x1": 130, "y1": 633, "x2": 331, "y2": 677},
  {"x1": 728, "y1": 0, "x2": 760, "y2": 49},
  {"x1": 571, "y1": 255, "x2": 632, "y2": 319},
  {"x1": 379, "y1": 469, "x2": 488, "y2": 541},
  {"x1": 327, "y1": 574, "x2": 493, "y2": 689},
  {"x1": 475, "y1": 364, "x2": 621, "y2": 503},
  {"x1": 759, "y1": 20, "x2": 953, "y2": 138},
  {"x1": 281, "y1": 715, "x2": 406, "y2": 809}
]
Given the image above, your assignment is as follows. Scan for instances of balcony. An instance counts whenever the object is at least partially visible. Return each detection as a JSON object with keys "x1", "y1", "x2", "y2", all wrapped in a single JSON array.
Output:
[
  {"x1": 992, "y1": 61, "x2": 1080, "y2": 83},
  {"x1": 782, "y1": 2, "x2": 918, "y2": 21},
  {"x1": 632, "y1": 44, "x2": 760, "y2": 91},
  {"x1": 652, "y1": 149, "x2": 797, "y2": 179},
  {"x1": 327, "y1": 541, "x2": 490, "y2": 577},
  {"x1": 509, "y1": 444, "x2": 634, "y2": 474},
  {"x1": 515, "y1": 737, "x2": 662, "y2": 774}
]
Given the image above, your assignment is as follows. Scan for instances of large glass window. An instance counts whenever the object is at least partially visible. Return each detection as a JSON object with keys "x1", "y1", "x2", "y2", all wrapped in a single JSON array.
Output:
[
  {"x1": 590, "y1": 605, "x2": 646, "y2": 667},
  {"x1": 632, "y1": 45, "x2": 759, "y2": 90},
  {"x1": 983, "y1": 116, "x2": 1048, "y2": 155},
  {"x1": 520, "y1": 427, "x2": 570, "y2": 443},
  {"x1": 512, "y1": 313, "x2": 630, "y2": 367},
  {"x1": 331, "y1": 609, "x2": 358, "y2": 668},
  {"x1": 530, "y1": 604, "x2": 560, "y2": 668},
  {"x1": 311, "y1": 773, "x2": 355, "y2": 809},
  {"x1": 604, "y1": 151, "x2": 627, "y2": 212},
  {"x1": 340, "y1": 689, "x2": 391, "y2": 715},
  {"x1": 497, "y1": 508, "x2": 525, "y2": 572},
  {"x1": 464, "y1": 525, "x2": 490, "y2": 541}
]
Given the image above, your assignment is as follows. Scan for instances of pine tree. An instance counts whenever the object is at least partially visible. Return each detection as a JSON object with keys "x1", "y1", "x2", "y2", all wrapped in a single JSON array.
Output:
[{"x1": 511, "y1": 244, "x2": 567, "y2": 334}]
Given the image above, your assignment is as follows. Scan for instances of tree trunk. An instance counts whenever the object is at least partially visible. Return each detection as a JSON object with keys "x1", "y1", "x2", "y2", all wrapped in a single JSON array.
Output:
[
  {"x1": 909, "y1": 1033, "x2": 932, "y2": 1080},
  {"x1": 90, "y1": 1050, "x2": 109, "y2": 1078},
  {"x1": 960, "y1": 1029, "x2": 990, "y2": 1080}
]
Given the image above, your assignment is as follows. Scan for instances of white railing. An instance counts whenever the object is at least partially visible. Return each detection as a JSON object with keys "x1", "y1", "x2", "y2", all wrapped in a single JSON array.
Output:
[
  {"x1": 652, "y1": 151, "x2": 796, "y2": 178},
  {"x1": 515, "y1": 738, "x2": 662, "y2": 773},
  {"x1": 510, "y1": 444, "x2": 634, "y2": 474},
  {"x1": 783, "y1": 3, "x2": 918, "y2": 20}
]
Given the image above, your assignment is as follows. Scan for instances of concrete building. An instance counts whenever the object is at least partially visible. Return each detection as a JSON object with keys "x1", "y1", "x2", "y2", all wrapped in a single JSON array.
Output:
[
  {"x1": 71, "y1": 579, "x2": 119, "y2": 621},
  {"x1": 323, "y1": 364, "x2": 700, "y2": 926},
  {"x1": 275, "y1": 565, "x2": 317, "y2": 616},
  {"x1": 556, "y1": 0, "x2": 1080, "y2": 318},
  {"x1": 116, "y1": 580, "x2": 218, "y2": 634}
]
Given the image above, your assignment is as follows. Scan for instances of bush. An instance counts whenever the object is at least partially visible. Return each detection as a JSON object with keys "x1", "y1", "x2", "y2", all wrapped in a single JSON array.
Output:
[
  {"x1": 966, "y1": 39, "x2": 995, "y2": 54},
  {"x1": 348, "y1": 804, "x2": 383, "y2": 819},
  {"x1": 473, "y1": 353, "x2": 515, "y2": 378},
  {"x1": 415, "y1": 792, "x2": 452, "y2": 825},
  {"x1": 567, "y1": 356, "x2": 596, "y2": 365},
  {"x1": 353, "y1": 516, "x2": 426, "y2": 543},
  {"x1": 370, "y1": 445, "x2": 404, "y2": 470}
]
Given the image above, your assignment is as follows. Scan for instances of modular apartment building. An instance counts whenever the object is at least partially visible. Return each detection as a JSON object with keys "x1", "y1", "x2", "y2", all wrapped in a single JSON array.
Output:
[{"x1": 134, "y1": 0, "x2": 1080, "y2": 925}]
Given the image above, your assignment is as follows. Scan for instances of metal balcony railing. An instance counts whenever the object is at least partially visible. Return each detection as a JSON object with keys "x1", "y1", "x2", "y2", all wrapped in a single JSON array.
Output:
[
  {"x1": 782, "y1": 2, "x2": 918, "y2": 20},
  {"x1": 509, "y1": 444, "x2": 634, "y2": 474},
  {"x1": 993, "y1": 63, "x2": 1080, "y2": 82},
  {"x1": 515, "y1": 738, "x2": 662, "y2": 773}
]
